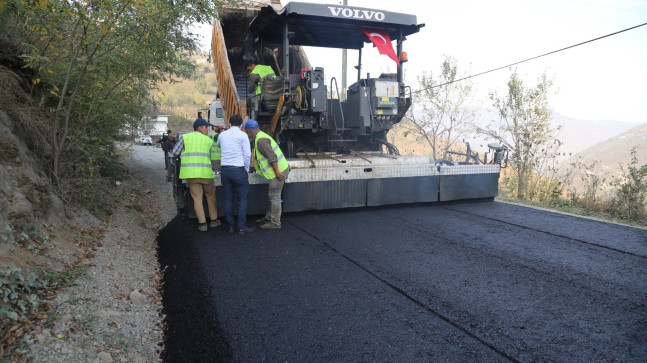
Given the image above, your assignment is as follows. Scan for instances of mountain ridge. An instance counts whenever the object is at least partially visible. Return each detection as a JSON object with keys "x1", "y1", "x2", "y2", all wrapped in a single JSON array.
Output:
[{"x1": 567, "y1": 122, "x2": 647, "y2": 178}]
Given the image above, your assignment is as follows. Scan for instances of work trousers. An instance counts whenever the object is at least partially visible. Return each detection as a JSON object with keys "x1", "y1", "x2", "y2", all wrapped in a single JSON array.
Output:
[
  {"x1": 262, "y1": 168, "x2": 290, "y2": 225},
  {"x1": 166, "y1": 154, "x2": 175, "y2": 180},
  {"x1": 221, "y1": 166, "x2": 249, "y2": 230},
  {"x1": 187, "y1": 178, "x2": 217, "y2": 224}
]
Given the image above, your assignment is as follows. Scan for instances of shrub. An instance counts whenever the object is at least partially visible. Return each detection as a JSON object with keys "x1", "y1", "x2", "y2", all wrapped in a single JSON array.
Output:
[
  {"x1": 608, "y1": 148, "x2": 647, "y2": 222},
  {"x1": 0, "y1": 264, "x2": 42, "y2": 321}
]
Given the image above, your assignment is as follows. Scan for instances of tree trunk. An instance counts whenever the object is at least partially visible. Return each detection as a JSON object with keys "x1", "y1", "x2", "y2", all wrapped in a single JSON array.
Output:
[
  {"x1": 516, "y1": 165, "x2": 525, "y2": 199},
  {"x1": 52, "y1": 19, "x2": 81, "y2": 179}
]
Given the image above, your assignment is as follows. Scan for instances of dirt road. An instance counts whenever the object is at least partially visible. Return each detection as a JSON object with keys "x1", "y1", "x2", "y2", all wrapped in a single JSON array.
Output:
[
  {"x1": 149, "y1": 146, "x2": 647, "y2": 362},
  {"x1": 124, "y1": 144, "x2": 177, "y2": 223}
]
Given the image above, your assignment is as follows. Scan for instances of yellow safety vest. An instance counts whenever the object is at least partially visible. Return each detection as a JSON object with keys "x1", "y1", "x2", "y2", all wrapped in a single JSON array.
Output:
[
  {"x1": 254, "y1": 131, "x2": 288, "y2": 180},
  {"x1": 250, "y1": 65, "x2": 276, "y2": 95},
  {"x1": 179, "y1": 132, "x2": 218, "y2": 179},
  {"x1": 211, "y1": 133, "x2": 221, "y2": 160}
]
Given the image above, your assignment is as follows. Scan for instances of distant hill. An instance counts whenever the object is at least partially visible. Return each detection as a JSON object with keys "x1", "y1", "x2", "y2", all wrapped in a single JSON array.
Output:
[
  {"x1": 155, "y1": 55, "x2": 218, "y2": 131},
  {"x1": 552, "y1": 112, "x2": 639, "y2": 156},
  {"x1": 469, "y1": 108, "x2": 638, "y2": 156},
  {"x1": 567, "y1": 122, "x2": 647, "y2": 178},
  {"x1": 395, "y1": 108, "x2": 640, "y2": 160}
]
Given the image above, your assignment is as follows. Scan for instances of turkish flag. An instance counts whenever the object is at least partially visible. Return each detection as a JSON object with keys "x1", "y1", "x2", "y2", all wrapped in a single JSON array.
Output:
[{"x1": 362, "y1": 29, "x2": 400, "y2": 67}]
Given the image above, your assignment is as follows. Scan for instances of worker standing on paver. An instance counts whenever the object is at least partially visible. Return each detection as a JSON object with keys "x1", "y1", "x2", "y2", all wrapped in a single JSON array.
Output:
[
  {"x1": 245, "y1": 61, "x2": 276, "y2": 95},
  {"x1": 242, "y1": 120, "x2": 289, "y2": 229},
  {"x1": 171, "y1": 119, "x2": 221, "y2": 232}
]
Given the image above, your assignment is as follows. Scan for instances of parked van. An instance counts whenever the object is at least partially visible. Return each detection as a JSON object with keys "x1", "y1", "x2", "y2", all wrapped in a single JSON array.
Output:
[
  {"x1": 134, "y1": 135, "x2": 152, "y2": 146},
  {"x1": 208, "y1": 99, "x2": 225, "y2": 128}
]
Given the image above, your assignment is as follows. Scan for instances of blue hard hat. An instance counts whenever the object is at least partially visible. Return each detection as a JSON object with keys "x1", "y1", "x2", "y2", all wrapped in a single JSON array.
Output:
[{"x1": 242, "y1": 119, "x2": 259, "y2": 130}]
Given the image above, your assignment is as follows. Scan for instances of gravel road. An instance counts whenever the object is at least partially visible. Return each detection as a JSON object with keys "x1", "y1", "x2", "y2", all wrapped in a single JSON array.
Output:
[
  {"x1": 26, "y1": 144, "x2": 174, "y2": 362},
  {"x1": 158, "y1": 181, "x2": 647, "y2": 361}
]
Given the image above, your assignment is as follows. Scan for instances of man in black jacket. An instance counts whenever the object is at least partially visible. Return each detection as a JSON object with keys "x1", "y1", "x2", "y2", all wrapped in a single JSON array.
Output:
[
  {"x1": 159, "y1": 129, "x2": 171, "y2": 169},
  {"x1": 162, "y1": 133, "x2": 176, "y2": 182}
]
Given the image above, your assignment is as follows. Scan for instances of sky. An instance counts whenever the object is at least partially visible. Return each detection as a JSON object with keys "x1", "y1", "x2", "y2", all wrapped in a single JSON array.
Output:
[{"x1": 196, "y1": 0, "x2": 647, "y2": 124}]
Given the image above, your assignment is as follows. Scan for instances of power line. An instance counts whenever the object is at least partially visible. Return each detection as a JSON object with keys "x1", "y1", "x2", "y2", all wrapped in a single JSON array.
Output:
[{"x1": 412, "y1": 22, "x2": 647, "y2": 94}]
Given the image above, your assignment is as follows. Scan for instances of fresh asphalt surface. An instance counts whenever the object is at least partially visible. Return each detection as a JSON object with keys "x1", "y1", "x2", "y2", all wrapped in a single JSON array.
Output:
[{"x1": 158, "y1": 200, "x2": 647, "y2": 362}]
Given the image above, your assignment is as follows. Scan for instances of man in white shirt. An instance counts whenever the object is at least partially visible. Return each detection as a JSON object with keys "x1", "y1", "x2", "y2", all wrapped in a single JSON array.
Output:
[{"x1": 216, "y1": 114, "x2": 255, "y2": 235}]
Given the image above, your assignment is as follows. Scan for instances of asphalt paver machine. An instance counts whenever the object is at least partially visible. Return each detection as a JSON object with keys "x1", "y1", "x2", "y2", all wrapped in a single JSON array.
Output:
[{"x1": 175, "y1": 1, "x2": 504, "y2": 218}]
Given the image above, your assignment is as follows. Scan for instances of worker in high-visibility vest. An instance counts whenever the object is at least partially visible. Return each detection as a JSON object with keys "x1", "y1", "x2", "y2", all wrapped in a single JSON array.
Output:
[
  {"x1": 171, "y1": 118, "x2": 221, "y2": 232},
  {"x1": 211, "y1": 125, "x2": 223, "y2": 171},
  {"x1": 245, "y1": 61, "x2": 276, "y2": 95},
  {"x1": 242, "y1": 119, "x2": 289, "y2": 229},
  {"x1": 212, "y1": 125, "x2": 224, "y2": 143}
]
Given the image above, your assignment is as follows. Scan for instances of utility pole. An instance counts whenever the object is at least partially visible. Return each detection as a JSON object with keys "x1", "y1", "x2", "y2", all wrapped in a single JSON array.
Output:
[{"x1": 341, "y1": 0, "x2": 348, "y2": 101}]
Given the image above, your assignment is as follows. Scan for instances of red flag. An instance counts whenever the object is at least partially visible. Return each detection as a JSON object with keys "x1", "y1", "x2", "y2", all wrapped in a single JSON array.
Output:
[{"x1": 362, "y1": 29, "x2": 400, "y2": 67}]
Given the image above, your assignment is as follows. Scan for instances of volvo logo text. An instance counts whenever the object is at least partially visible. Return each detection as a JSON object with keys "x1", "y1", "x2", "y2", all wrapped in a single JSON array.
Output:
[{"x1": 327, "y1": 7, "x2": 386, "y2": 21}]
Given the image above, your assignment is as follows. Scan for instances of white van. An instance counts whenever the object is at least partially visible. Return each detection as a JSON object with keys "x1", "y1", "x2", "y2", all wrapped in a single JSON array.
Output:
[
  {"x1": 208, "y1": 99, "x2": 225, "y2": 128},
  {"x1": 134, "y1": 135, "x2": 153, "y2": 146}
]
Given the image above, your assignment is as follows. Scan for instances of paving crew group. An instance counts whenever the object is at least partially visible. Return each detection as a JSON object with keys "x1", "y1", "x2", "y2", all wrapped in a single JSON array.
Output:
[{"x1": 170, "y1": 111, "x2": 289, "y2": 234}]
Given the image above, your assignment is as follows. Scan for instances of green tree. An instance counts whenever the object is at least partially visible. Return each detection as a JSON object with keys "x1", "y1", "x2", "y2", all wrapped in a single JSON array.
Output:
[
  {"x1": 1, "y1": 0, "x2": 220, "y2": 187},
  {"x1": 478, "y1": 69, "x2": 557, "y2": 199},
  {"x1": 195, "y1": 77, "x2": 209, "y2": 94},
  {"x1": 404, "y1": 56, "x2": 475, "y2": 160}
]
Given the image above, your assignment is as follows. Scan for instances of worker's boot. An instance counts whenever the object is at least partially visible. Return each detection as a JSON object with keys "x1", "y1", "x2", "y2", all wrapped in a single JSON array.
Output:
[
  {"x1": 198, "y1": 223, "x2": 208, "y2": 232},
  {"x1": 260, "y1": 222, "x2": 280, "y2": 229},
  {"x1": 209, "y1": 220, "x2": 221, "y2": 228},
  {"x1": 261, "y1": 205, "x2": 281, "y2": 229}
]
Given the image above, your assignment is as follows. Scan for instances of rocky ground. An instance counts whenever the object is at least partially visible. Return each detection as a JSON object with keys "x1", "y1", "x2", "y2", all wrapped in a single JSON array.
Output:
[{"x1": 21, "y1": 144, "x2": 174, "y2": 362}]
